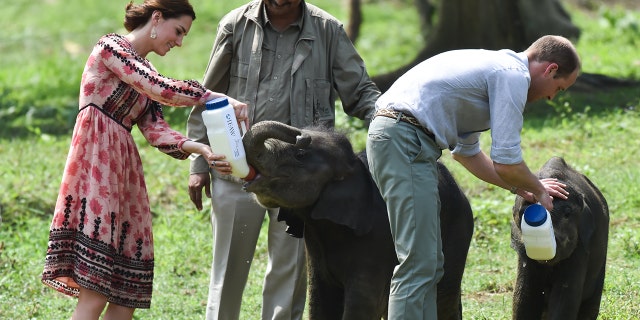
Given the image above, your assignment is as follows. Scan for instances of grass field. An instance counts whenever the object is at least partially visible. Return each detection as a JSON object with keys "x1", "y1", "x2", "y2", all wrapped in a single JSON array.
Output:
[{"x1": 1, "y1": 0, "x2": 639, "y2": 319}]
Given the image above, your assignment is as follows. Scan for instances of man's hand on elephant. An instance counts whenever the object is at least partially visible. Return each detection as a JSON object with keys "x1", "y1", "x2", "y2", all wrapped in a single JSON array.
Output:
[
  {"x1": 540, "y1": 178, "x2": 569, "y2": 200},
  {"x1": 520, "y1": 178, "x2": 568, "y2": 211},
  {"x1": 189, "y1": 172, "x2": 211, "y2": 211}
]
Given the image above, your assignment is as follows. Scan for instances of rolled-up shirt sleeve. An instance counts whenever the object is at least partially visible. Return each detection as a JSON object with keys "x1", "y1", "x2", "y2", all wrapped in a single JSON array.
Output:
[
  {"x1": 452, "y1": 132, "x2": 482, "y2": 157},
  {"x1": 487, "y1": 69, "x2": 528, "y2": 164}
]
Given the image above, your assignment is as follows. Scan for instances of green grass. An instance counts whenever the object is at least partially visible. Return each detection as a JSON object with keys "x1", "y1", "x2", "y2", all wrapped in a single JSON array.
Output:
[{"x1": 1, "y1": 0, "x2": 640, "y2": 319}]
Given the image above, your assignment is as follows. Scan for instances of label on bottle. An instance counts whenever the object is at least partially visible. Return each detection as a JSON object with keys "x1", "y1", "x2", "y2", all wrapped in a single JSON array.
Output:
[
  {"x1": 222, "y1": 111, "x2": 245, "y2": 160},
  {"x1": 203, "y1": 98, "x2": 250, "y2": 178}
]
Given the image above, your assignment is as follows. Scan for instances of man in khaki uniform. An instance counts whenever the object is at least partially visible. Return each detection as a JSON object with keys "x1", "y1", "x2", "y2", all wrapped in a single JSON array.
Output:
[{"x1": 186, "y1": 1, "x2": 380, "y2": 319}]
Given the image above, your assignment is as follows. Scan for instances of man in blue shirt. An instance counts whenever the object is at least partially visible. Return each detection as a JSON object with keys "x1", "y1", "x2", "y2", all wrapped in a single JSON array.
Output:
[{"x1": 366, "y1": 35, "x2": 579, "y2": 319}]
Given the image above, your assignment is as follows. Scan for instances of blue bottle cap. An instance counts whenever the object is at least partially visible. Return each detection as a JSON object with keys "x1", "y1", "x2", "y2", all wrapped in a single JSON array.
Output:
[
  {"x1": 523, "y1": 204, "x2": 547, "y2": 226},
  {"x1": 205, "y1": 97, "x2": 229, "y2": 110}
]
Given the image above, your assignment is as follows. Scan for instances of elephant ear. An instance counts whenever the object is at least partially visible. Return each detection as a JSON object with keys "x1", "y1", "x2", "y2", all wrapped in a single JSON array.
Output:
[
  {"x1": 576, "y1": 169, "x2": 609, "y2": 253},
  {"x1": 578, "y1": 194, "x2": 595, "y2": 253},
  {"x1": 277, "y1": 208, "x2": 305, "y2": 238},
  {"x1": 511, "y1": 197, "x2": 533, "y2": 252},
  {"x1": 309, "y1": 160, "x2": 378, "y2": 236}
]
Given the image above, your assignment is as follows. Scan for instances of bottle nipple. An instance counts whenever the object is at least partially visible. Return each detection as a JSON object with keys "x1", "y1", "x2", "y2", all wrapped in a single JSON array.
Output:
[{"x1": 243, "y1": 165, "x2": 257, "y2": 181}]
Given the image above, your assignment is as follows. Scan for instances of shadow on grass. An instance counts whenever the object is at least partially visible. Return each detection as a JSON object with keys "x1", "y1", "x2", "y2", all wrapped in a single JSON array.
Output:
[{"x1": 523, "y1": 83, "x2": 640, "y2": 128}]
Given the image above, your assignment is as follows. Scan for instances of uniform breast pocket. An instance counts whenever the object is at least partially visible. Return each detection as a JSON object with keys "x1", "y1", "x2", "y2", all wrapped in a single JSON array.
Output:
[
  {"x1": 230, "y1": 60, "x2": 249, "y2": 81},
  {"x1": 229, "y1": 60, "x2": 249, "y2": 100},
  {"x1": 307, "y1": 79, "x2": 333, "y2": 123}
]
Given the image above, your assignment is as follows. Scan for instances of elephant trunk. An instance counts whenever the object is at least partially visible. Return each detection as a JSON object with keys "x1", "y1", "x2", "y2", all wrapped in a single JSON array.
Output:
[{"x1": 243, "y1": 121, "x2": 310, "y2": 162}]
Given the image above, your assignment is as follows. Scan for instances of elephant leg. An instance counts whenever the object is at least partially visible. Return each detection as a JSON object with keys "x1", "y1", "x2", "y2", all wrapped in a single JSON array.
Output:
[
  {"x1": 436, "y1": 286, "x2": 462, "y2": 320},
  {"x1": 512, "y1": 257, "x2": 546, "y2": 320},
  {"x1": 546, "y1": 252, "x2": 590, "y2": 319},
  {"x1": 577, "y1": 262, "x2": 606, "y2": 320},
  {"x1": 438, "y1": 180, "x2": 473, "y2": 320},
  {"x1": 437, "y1": 235, "x2": 470, "y2": 320},
  {"x1": 341, "y1": 281, "x2": 389, "y2": 320},
  {"x1": 308, "y1": 273, "x2": 344, "y2": 320}
]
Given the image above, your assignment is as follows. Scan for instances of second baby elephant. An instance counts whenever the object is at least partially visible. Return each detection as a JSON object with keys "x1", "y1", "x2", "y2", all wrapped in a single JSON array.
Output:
[
  {"x1": 511, "y1": 156, "x2": 609, "y2": 320},
  {"x1": 242, "y1": 120, "x2": 474, "y2": 320}
]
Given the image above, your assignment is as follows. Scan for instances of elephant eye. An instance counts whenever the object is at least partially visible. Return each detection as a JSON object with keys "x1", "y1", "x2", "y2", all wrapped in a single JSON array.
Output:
[{"x1": 560, "y1": 206, "x2": 572, "y2": 219}]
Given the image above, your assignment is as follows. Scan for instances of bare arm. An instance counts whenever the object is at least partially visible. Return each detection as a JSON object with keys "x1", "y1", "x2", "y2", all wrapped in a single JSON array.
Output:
[{"x1": 452, "y1": 151, "x2": 567, "y2": 210}]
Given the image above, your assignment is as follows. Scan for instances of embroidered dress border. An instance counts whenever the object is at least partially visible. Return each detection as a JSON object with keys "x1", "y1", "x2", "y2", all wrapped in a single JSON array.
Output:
[
  {"x1": 42, "y1": 195, "x2": 154, "y2": 309},
  {"x1": 42, "y1": 229, "x2": 154, "y2": 309}
]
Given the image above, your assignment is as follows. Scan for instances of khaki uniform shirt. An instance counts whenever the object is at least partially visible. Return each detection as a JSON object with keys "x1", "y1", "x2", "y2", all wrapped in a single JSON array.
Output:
[{"x1": 188, "y1": 0, "x2": 380, "y2": 176}]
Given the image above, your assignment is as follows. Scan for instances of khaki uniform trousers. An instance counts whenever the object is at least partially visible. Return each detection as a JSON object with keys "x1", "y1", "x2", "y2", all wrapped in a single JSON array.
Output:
[{"x1": 206, "y1": 176, "x2": 307, "y2": 320}]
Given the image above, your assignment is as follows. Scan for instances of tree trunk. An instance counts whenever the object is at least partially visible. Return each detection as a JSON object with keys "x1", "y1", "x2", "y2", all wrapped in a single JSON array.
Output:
[
  {"x1": 347, "y1": 0, "x2": 435, "y2": 44},
  {"x1": 353, "y1": 0, "x2": 582, "y2": 92},
  {"x1": 346, "y1": 0, "x2": 362, "y2": 43},
  {"x1": 415, "y1": 0, "x2": 436, "y2": 43}
]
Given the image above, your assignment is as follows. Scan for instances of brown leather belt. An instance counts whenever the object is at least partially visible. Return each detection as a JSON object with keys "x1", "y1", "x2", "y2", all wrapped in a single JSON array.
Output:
[{"x1": 374, "y1": 108, "x2": 435, "y2": 140}]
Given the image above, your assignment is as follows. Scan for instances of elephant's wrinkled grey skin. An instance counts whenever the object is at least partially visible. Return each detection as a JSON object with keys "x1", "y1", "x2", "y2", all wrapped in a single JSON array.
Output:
[
  {"x1": 511, "y1": 157, "x2": 609, "y2": 320},
  {"x1": 242, "y1": 120, "x2": 474, "y2": 320}
]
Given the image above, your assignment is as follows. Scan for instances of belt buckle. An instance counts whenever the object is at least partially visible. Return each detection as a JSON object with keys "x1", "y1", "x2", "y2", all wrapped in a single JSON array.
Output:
[
  {"x1": 394, "y1": 110, "x2": 403, "y2": 123},
  {"x1": 399, "y1": 111, "x2": 415, "y2": 126}
]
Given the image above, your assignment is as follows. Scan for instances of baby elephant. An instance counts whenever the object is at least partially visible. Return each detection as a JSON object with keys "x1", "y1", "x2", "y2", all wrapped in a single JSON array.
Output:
[
  {"x1": 511, "y1": 157, "x2": 609, "y2": 320},
  {"x1": 242, "y1": 121, "x2": 474, "y2": 320}
]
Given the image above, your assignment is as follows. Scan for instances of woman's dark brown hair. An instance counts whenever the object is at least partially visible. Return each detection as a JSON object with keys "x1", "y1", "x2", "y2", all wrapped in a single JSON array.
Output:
[{"x1": 123, "y1": 0, "x2": 196, "y2": 32}]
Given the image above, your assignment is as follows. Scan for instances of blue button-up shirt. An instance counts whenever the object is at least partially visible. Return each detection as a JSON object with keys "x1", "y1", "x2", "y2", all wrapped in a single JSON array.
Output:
[{"x1": 376, "y1": 49, "x2": 530, "y2": 165}]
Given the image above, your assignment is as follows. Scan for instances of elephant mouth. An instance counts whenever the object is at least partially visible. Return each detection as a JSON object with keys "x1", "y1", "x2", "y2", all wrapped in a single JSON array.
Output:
[
  {"x1": 242, "y1": 171, "x2": 286, "y2": 191},
  {"x1": 241, "y1": 173, "x2": 289, "y2": 209},
  {"x1": 242, "y1": 173, "x2": 262, "y2": 191}
]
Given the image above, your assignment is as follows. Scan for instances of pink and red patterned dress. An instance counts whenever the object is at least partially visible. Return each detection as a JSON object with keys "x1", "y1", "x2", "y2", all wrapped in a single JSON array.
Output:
[{"x1": 41, "y1": 33, "x2": 219, "y2": 308}]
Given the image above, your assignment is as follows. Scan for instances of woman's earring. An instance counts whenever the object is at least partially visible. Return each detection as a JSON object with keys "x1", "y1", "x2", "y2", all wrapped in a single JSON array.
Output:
[{"x1": 150, "y1": 27, "x2": 157, "y2": 39}]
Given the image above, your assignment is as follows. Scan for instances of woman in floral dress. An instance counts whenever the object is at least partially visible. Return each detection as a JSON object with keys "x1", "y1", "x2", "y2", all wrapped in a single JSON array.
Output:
[{"x1": 41, "y1": 1, "x2": 247, "y2": 319}]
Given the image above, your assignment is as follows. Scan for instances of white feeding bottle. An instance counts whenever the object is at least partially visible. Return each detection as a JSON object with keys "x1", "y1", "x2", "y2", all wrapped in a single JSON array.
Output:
[
  {"x1": 520, "y1": 203, "x2": 557, "y2": 260},
  {"x1": 202, "y1": 97, "x2": 255, "y2": 180}
]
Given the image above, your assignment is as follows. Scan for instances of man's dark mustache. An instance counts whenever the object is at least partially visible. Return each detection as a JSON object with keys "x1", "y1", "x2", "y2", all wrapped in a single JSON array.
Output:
[{"x1": 267, "y1": 0, "x2": 292, "y2": 8}]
